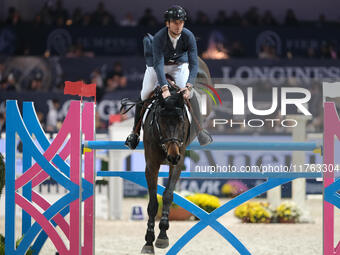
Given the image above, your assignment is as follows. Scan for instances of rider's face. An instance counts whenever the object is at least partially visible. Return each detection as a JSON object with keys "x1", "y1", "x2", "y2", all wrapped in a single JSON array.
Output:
[{"x1": 166, "y1": 19, "x2": 184, "y2": 37}]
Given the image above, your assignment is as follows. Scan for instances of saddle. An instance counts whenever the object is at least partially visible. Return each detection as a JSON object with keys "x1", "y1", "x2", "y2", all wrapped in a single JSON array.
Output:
[
  {"x1": 142, "y1": 77, "x2": 191, "y2": 123},
  {"x1": 120, "y1": 74, "x2": 181, "y2": 116},
  {"x1": 120, "y1": 76, "x2": 201, "y2": 138}
]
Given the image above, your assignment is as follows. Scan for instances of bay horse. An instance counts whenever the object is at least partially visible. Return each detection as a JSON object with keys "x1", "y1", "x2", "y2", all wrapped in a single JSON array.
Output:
[
  {"x1": 141, "y1": 86, "x2": 191, "y2": 254},
  {"x1": 137, "y1": 58, "x2": 213, "y2": 254}
]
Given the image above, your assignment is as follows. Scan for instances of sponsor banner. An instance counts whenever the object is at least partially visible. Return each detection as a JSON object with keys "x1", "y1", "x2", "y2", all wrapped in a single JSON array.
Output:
[
  {"x1": 204, "y1": 59, "x2": 340, "y2": 86},
  {"x1": 123, "y1": 180, "x2": 148, "y2": 197},
  {"x1": 2, "y1": 25, "x2": 340, "y2": 57},
  {"x1": 164, "y1": 178, "x2": 322, "y2": 197},
  {"x1": 127, "y1": 135, "x2": 326, "y2": 197}
]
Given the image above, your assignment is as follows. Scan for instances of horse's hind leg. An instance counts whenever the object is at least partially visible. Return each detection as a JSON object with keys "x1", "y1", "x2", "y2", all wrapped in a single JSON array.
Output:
[
  {"x1": 141, "y1": 163, "x2": 160, "y2": 254},
  {"x1": 155, "y1": 165, "x2": 181, "y2": 249}
]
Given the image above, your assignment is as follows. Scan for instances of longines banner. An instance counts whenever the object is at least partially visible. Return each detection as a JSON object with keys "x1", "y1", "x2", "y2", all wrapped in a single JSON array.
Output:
[{"x1": 204, "y1": 59, "x2": 340, "y2": 86}]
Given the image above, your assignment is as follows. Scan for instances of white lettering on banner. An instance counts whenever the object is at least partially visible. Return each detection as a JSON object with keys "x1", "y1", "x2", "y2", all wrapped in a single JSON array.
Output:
[
  {"x1": 213, "y1": 85, "x2": 311, "y2": 116},
  {"x1": 213, "y1": 119, "x2": 228, "y2": 126},
  {"x1": 187, "y1": 181, "x2": 199, "y2": 193},
  {"x1": 215, "y1": 84, "x2": 245, "y2": 114},
  {"x1": 221, "y1": 67, "x2": 231, "y2": 79},
  {"x1": 180, "y1": 180, "x2": 221, "y2": 195},
  {"x1": 230, "y1": 119, "x2": 246, "y2": 127},
  {"x1": 234, "y1": 66, "x2": 253, "y2": 85},
  {"x1": 78, "y1": 37, "x2": 137, "y2": 52},
  {"x1": 200, "y1": 181, "x2": 220, "y2": 194},
  {"x1": 60, "y1": 99, "x2": 123, "y2": 120},
  {"x1": 253, "y1": 67, "x2": 268, "y2": 80},
  {"x1": 213, "y1": 119, "x2": 297, "y2": 128},
  {"x1": 265, "y1": 119, "x2": 280, "y2": 127},
  {"x1": 97, "y1": 99, "x2": 122, "y2": 120},
  {"x1": 269, "y1": 67, "x2": 286, "y2": 84},
  {"x1": 281, "y1": 87, "x2": 311, "y2": 115},
  {"x1": 247, "y1": 119, "x2": 264, "y2": 128},
  {"x1": 221, "y1": 66, "x2": 340, "y2": 85},
  {"x1": 281, "y1": 119, "x2": 298, "y2": 127},
  {"x1": 248, "y1": 87, "x2": 278, "y2": 115}
]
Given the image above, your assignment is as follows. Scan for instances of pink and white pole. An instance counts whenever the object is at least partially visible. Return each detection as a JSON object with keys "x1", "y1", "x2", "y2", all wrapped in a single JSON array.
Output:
[{"x1": 323, "y1": 82, "x2": 340, "y2": 255}]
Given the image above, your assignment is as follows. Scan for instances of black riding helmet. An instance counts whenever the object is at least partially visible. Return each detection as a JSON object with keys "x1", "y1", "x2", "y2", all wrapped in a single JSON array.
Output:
[{"x1": 164, "y1": 5, "x2": 187, "y2": 22}]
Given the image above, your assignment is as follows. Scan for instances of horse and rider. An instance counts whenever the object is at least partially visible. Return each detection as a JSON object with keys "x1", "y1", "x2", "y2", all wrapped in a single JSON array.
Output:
[
  {"x1": 122, "y1": 5, "x2": 213, "y2": 254},
  {"x1": 124, "y1": 5, "x2": 213, "y2": 150}
]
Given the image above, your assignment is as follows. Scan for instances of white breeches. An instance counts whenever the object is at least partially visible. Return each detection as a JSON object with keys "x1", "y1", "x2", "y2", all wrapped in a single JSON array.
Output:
[{"x1": 140, "y1": 63, "x2": 189, "y2": 100}]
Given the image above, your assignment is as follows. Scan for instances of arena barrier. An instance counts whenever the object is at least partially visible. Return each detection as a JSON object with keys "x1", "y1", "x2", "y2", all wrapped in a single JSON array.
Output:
[{"x1": 4, "y1": 97, "x2": 340, "y2": 255}]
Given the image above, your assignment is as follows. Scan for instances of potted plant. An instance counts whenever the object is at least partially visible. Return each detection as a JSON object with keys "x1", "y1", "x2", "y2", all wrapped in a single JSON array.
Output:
[
  {"x1": 234, "y1": 201, "x2": 272, "y2": 223},
  {"x1": 156, "y1": 192, "x2": 222, "y2": 220},
  {"x1": 185, "y1": 193, "x2": 221, "y2": 214},
  {"x1": 221, "y1": 180, "x2": 248, "y2": 197},
  {"x1": 274, "y1": 201, "x2": 301, "y2": 223}
]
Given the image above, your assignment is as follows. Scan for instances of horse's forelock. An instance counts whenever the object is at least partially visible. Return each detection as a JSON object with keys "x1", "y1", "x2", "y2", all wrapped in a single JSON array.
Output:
[
  {"x1": 159, "y1": 94, "x2": 185, "y2": 118},
  {"x1": 166, "y1": 94, "x2": 184, "y2": 109}
]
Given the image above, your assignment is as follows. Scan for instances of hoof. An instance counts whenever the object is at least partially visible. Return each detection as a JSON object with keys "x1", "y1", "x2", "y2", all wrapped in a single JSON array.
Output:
[
  {"x1": 141, "y1": 244, "x2": 155, "y2": 254},
  {"x1": 155, "y1": 238, "x2": 169, "y2": 249}
]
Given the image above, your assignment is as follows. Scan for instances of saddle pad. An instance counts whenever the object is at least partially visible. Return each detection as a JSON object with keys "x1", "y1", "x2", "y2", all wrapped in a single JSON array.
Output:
[{"x1": 142, "y1": 101, "x2": 191, "y2": 125}]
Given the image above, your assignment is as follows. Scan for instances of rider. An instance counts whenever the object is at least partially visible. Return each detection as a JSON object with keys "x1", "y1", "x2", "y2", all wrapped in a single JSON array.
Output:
[{"x1": 125, "y1": 5, "x2": 213, "y2": 149}]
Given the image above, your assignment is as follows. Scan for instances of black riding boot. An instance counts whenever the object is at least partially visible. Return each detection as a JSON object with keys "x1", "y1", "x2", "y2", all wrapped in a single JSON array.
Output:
[
  {"x1": 125, "y1": 100, "x2": 143, "y2": 149},
  {"x1": 190, "y1": 95, "x2": 213, "y2": 146}
]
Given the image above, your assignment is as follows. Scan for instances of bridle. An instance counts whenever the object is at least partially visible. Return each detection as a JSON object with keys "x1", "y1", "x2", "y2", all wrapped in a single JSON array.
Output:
[
  {"x1": 154, "y1": 103, "x2": 185, "y2": 154},
  {"x1": 152, "y1": 90, "x2": 186, "y2": 154}
]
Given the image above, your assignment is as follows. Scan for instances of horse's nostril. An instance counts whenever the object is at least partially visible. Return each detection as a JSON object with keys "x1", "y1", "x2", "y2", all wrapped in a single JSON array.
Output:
[{"x1": 167, "y1": 155, "x2": 180, "y2": 165}]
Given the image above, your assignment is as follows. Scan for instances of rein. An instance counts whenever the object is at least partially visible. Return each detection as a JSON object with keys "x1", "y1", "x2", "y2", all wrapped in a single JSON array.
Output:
[{"x1": 168, "y1": 82, "x2": 204, "y2": 132}]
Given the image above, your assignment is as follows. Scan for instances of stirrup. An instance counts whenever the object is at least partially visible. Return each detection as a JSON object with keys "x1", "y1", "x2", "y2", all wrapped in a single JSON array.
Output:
[
  {"x1": 124, "y1": 133, "x2": 140, "y2": 150},
  {"x1": 197, "y1": 129, "x2": 213, "y2": 146}
]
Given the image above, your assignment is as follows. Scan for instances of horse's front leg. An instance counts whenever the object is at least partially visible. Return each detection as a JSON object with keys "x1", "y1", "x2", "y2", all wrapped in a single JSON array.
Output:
[
  {"x1": 155, "y1": 164, "x2": 182, "y2": 249},
  {"x1": 142, "y1": 163, "x2": 160, "y2": 254}
]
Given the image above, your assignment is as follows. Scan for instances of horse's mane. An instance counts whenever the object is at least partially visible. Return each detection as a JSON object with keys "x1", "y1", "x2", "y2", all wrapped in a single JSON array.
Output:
[{"x1": 158, "y1": 92, "x2": 184, "y2": 116}]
